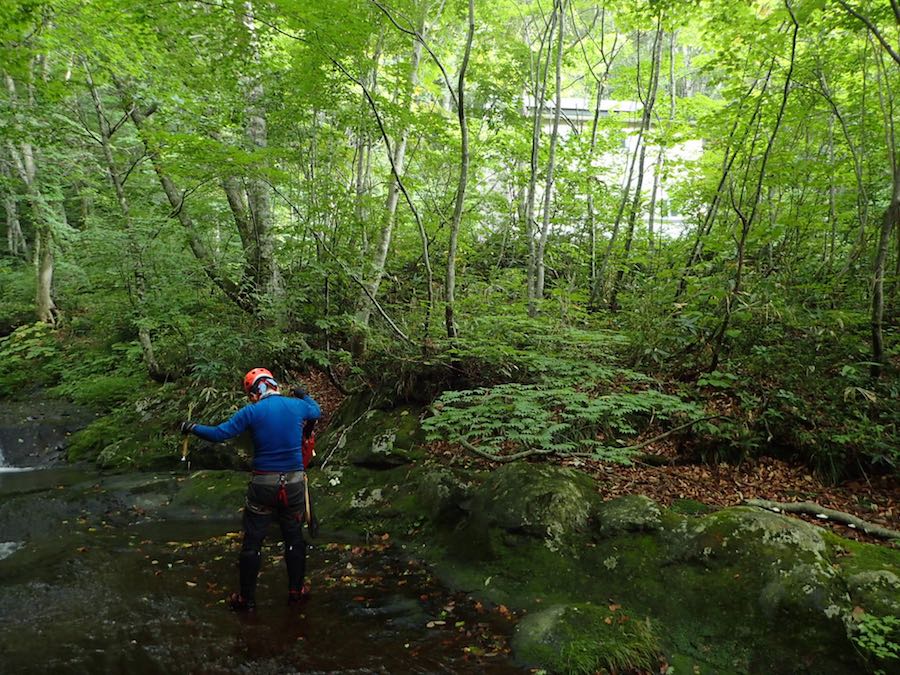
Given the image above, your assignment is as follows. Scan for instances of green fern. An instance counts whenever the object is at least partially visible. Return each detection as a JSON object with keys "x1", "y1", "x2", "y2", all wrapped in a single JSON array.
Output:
[{"x1": 424, "y1": 383, "x2": 706, "y2": 463}]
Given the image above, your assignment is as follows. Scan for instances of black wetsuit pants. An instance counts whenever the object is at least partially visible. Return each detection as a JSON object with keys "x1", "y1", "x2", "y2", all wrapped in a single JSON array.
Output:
[{"x1": 239, "y1": 478, "x2": 306, "y2": 602}]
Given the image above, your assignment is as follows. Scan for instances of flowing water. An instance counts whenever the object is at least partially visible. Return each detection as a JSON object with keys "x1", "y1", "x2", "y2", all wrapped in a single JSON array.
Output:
[{"x1": 0, "y1": 401, "x2": 521, "y2": 674}]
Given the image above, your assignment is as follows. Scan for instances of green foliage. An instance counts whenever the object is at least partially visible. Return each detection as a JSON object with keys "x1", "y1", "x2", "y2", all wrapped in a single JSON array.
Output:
[
  {"x1": 0, "y1": 260, "x2": 35, "y2": 333},
  {"x1": 0, "y1": 322, "x2": 61, "y2": 396},
  {"x1": 424, "y1": 383, "x2": 705, "y2": 463},
  {"x1": 519, "y1": 604, "x2": 660, "y2": 675},
  {"x1": 850, "y1": 613, "x2": 900, "y2": 666}
]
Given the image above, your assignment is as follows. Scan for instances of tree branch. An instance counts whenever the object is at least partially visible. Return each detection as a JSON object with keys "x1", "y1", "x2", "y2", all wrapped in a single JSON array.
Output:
[
  {"x1": 835, "y1": 0, "x2": 900, "y2": 67},
  {"x1": 266, "y1": 181, "x2": 413, "y2": 345}
]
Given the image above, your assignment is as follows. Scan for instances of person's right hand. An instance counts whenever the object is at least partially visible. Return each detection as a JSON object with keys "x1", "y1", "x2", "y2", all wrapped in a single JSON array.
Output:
[
  {"x1": 292, "y1": 385, "x2": 308, "y2": 398},
  {"x1": 179, "y1": 421, "x2": 196, "y2": 435}
]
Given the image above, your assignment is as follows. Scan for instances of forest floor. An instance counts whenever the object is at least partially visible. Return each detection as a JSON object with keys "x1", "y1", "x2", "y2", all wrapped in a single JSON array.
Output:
[{"x1": 300, "y1": 370, "x2": 898, "y2": 548}]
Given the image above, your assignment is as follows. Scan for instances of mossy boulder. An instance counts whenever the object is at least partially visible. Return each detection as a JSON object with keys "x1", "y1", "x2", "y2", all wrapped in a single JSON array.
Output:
[
  {"x1": 328, "y1": 406, "x2": 424, "y2": 469},
  {"x1": 847, "y1": 570, "x2": 900, "y2": 616},
  {"x1": 452, "y1": 463, "x2": 601, "y2": 558},
  {"x1": 440, "y1": 486, "x2": 896, "y2": 674},
  {"x1": 675, "y1": 506, "x2": 829, "y2": 566},
  {"x1": 595, "y1": 495, "x2": 662, "y2": 535},
  {"x1": 414, "y1": 466, "x2": 472, "y2": 523},
  {"x1": 512, "y1": 603, "x2": 659, "y2": 674}
]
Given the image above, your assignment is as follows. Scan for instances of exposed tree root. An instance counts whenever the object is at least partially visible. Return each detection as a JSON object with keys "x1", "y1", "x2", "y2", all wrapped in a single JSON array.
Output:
[{"x1": 744, "y1": 498, "x2": 900, "y2": 541}]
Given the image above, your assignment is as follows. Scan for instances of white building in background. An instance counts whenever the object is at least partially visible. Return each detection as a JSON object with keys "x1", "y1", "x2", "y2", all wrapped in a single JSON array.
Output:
[{"x1": 523, "y1": 95, "x2": 703, "y2": 238}]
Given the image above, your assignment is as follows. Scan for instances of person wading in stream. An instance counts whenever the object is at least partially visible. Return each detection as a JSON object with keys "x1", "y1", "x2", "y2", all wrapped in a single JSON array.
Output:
[{"x1": 181, "y1": 368, "x2": 321, "y2": 612}]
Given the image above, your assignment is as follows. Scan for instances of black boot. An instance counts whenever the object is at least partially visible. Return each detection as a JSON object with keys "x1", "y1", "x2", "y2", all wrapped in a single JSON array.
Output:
[
  {"x1": 287, "y1": 582, "x2": 311, "y2": 606},
  {"x1": 228, "y1": 592, "x2": 257, "y2": 612},
  {"x1": 235, "y1": 549, "x2": 261, "y2": 609},
  {"x1": 285, "y1": 541, "x2": 307, "y2": 603}
]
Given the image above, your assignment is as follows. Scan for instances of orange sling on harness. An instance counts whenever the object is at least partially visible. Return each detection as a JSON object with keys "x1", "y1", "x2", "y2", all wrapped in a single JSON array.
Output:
[{"x1": 302, "y1": 432, "x2": 315, "y2": 469}]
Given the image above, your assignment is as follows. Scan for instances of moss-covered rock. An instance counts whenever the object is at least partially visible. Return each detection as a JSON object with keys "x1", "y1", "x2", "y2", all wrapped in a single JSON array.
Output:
[
  {"x1": 328, "y1": 406, "x2": 425, "y2": 469},
  {"x1": 414, "y1": 466, "x2": 471, "y2": 523},
  {"x1": 454, "y1": 462, "x2": 601, "y2": 557},
  {"x1": 595, "y1": 495, "x2": 662, "y2": 535},
  {"x1": 512, "y1": 603, "x2": 659, "y2": 674},
  {"x1": 675, "y1": 506, "x2": 829, "y2": 566},
  {"x1": 847, "y1": 570, "x2": 900, "y2": 616}
]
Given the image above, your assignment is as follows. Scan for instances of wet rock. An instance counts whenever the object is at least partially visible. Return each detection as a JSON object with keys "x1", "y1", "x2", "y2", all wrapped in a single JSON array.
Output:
[
  {"x1": 162, "y1": 470, "x2": 246, "y2": 519},
  {"x1": 0, "y1": 399, "x2": 94, "y2": 468}
]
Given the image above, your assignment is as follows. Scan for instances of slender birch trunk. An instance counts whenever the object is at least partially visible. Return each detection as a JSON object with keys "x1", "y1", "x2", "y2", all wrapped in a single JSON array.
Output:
[
  {"x1": 525, "y1": 8, "x2": 558, "y2": 307},
  {"x1": 444, "y1": 0, "x2": 475, "y2": 338},
  {"x1": 708, "y1": 5, "x2": 797, "y2": 371},
  {"x1": 5, "y1": 72, "x2": 56, "y2": 323},
  {"x1": 355, "y1": 20, "x2": 426, "y2": 335},
  {"x1": 532, "y1": 0, "x2": 566, "y2": 316},
  {"x1": 2, "y1": 160, "x2": 27, "y2": 257}
]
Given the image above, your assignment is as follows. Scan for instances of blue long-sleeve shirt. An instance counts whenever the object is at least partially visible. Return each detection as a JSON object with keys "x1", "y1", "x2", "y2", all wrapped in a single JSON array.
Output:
[{"x1": 192, "y1": 394, "x2": 321, "y2": 471}]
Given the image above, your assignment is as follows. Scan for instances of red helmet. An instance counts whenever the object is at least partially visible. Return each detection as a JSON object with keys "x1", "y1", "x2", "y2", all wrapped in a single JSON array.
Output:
[{"x1": 243, "y1": 367, "x2": 275, "y2": 395}]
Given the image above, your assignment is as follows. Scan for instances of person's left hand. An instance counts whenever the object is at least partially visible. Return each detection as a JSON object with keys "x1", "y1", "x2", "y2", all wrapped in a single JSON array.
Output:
[{"x1": 179, "y1": 421, "x2": 196, "y2": 435}]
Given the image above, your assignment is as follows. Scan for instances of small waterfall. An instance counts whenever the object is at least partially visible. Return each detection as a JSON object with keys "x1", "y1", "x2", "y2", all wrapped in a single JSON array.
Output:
[
  {"x1": 0, "y1": 440, "x2": 30, "y2": 472},
  {"x1": 0, "y1": 541, "x2": 22, "y2": 560}
]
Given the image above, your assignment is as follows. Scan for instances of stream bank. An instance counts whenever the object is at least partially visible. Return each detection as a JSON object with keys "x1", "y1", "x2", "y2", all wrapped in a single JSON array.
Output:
[
  {"x1": 5, "y1": 394, "x2": 899, "y2": 674},
  {"x1": 0, "y1": 400, "x2": 520, "y2": 674},
  {"x1": 307, "y1": 399, "x2": 900, "y2": 674}
]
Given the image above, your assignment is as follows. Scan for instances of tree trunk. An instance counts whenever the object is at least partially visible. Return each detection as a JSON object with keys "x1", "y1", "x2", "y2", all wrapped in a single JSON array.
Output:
[
  {"x1": 86, "y1": 68, "x2": 164, "y2": 380},
  {"x1": 532, "y1": 0, "x2": 566, "y2": 315},
  {"x1": 525, "y1": 7, "x2": 558, "y2": 308},
  {"x1": 119, "y1": 90, "x2": 253, "y2": 314},
  {"x1": 576, "y1": 7, "x2": 619, "y2": 295},
  {"x1": 870, "y1": 170, "x2": 900, "y2": 378},
  {"x1": 6, "y1": 72, "x2": 56, "y2": 323},
  {"x1": 2, "y1": 161, "x2": 27, "y2": 257},
  {"x1": 647, "y1": 31, "x2": 676, "y2": 255},
  {"x1": 607, "y1": 25, "x2": 663, "y2": 311},
  {"x1": 445, "y1": 0, "x2": 475, "y2": 339},
  {"x1": 239, "y1": 1, "x2": 281, "y2": 296},
  {"x1": 354, "y1": 20, "x2": 425, "y2": 341},
  {"x1": 708, "y1": 7, "x2": 797, "y2": 371}
]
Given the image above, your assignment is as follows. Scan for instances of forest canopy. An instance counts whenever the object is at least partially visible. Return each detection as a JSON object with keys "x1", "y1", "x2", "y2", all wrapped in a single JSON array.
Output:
[{"x1": 1, "y1": 0, "x2": 897, "y2": 478}]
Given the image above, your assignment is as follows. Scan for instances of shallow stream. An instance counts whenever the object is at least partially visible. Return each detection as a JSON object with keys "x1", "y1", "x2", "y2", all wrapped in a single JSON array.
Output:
[{"x1": 0, "y1": 401, "x2": 520, "y2": 674}]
